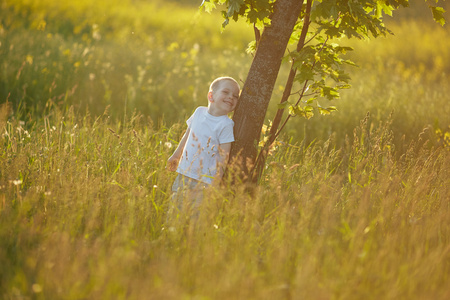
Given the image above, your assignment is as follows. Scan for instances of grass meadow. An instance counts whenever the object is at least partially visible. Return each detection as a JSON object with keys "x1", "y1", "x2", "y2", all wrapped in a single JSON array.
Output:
[{"x1": 1, "y1": 0, "x2": 450, "y2": 299}]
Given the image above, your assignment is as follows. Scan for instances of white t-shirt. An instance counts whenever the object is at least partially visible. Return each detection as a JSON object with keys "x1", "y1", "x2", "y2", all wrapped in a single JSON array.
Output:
[{"x1": 176, "y1": 106, "x2": 235, "y2": 184}]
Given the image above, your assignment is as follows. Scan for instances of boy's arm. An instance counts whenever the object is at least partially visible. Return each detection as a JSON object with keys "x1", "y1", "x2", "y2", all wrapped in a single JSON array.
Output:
[
  {"x1": 167, "y1": 128, "x2": 190, "y2": 172},
  {"x1": 215, "y1": 142, "x2": 232, "y2": 184}
]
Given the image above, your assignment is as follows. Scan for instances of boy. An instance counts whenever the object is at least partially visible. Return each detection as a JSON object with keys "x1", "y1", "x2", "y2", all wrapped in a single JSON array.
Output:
[{"x1": 167, "y1": 76, "x2": 240, "y2": 215}]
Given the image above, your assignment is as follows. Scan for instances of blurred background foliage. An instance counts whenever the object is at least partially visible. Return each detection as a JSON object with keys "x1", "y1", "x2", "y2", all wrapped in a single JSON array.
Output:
[
  {"x1": 0, "y1": 0, "x2": 253, "y2": 123},
  {"x1": 1, "y1": 0, "x2": 449, "y2": 148}
]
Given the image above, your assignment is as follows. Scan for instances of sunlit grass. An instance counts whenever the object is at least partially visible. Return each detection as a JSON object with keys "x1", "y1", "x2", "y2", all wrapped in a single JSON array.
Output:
[
  {"x1": 275, "y1": 20, "x2": 450, "y2": 149},
  {"x1": 1, "y1": 109, "x2": 449, "y2": 299},
  {"x1": 1, "y1": 0, "x2": 253, "y2": 120}
]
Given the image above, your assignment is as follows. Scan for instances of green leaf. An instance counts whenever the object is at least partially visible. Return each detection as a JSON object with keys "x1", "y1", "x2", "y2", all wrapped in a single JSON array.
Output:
[
  {"x1": 376, "y1": 1, "x2": 393, "y2": 17},
  {"x1": 431, "y1": 6, "x2": 446, "y2": 26},
  {"x1": 333, "y1": 46, "x2": 354, "y2": 54},
  {"x1": 254, "y1": 0, "x2": 270, "y2": 10},
  {"x1": 325, "y1": 26, "x2": 340, "y2": 38},
  {"x1": 321, "y1": 86, "x2": 340, "y2": 100},
  {"x1": 295, "y1": 68, "x2": 315, "y2": 84},
  {"x1": 304, "y1": 106, "x2": 314, "y2": 119},
  {"x1": 277, "y1": 101, "x2": 290, "y2": 109},
  {"x1": 281, "y1": 53, "x2": 292, "y2": 64},
  {"x1": 200, "y1": 0, "x2": 216, "y2": 13},
  {"x1": 246, "y1": 40, "x2": 257, "y2": 54},
  {"x1": 318, "y1": 105, "x2": 337, "y2": 115},
  {"x1": 288, "y1": 105, "x2": 301, "y2": 116},
  {"x1": 227, "y1": 0, "x2": 244, "y2": 18},
  {"x1": 247, "y1": 9, "x2": 270, "y2": 24},
  {"x1": 295, "y1": 64, "x2": 315, "y2": 83},
  {"x1": 305, "y1": 97, "x2": 317, "y2": 104},
  {"x1": 318, "y1": 107, "x2": 331, "y2": 115},
  {"x1": 337, "y1": 70, "x2": 351, "y2": 83},
  {"x1": 336, "y1": 84, "x2": 352, "y2": 90},
  {"x1": 343, "y1": 59, "x2": 358, "y2": 67},
  {"x1": 292, "y1": 46, "x2": 316, "y2": 65},
  {"x1": 289, "y1": 105, "x2": 314, "y2": 119},
  {"x1": 222, "y1": 18, "x2": 230, "y2": 28}
]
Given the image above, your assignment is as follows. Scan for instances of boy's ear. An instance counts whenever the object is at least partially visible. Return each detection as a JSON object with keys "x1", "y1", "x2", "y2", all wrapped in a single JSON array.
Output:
[{"x1": 208, "y1": 91, "x2": 214, "y2": 102}]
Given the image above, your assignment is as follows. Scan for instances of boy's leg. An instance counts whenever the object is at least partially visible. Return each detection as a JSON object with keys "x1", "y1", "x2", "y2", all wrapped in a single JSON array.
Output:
[
  {"x1": 169, "y1": 175, "x2": 208, "y2": 222},
  {"x1": 166, "y1": 174, "x2": 184, "y2": 227},
  {"x1": 179, "y1": 176, "x2": 207, "y2": 220}
]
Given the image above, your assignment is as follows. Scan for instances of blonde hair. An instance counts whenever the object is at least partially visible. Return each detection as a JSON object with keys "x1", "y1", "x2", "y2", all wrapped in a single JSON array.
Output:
[{"x1": 209, "y1": 77, "x2": 240, "y2": 92}]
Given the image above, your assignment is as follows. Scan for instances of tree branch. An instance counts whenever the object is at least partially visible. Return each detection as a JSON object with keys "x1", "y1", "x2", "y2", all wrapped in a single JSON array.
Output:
[
  {"x1": 250, "y1": 0, "x2": 312, "y2": 182},
  {"x1": 254, "y1": 24, "x2": 261, "y2": 49}
]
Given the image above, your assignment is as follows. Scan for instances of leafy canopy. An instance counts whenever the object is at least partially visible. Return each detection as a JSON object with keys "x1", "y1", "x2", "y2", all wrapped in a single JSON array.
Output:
[{"x1": 201, "y1": 0, "x2": 445, "y2": 120}]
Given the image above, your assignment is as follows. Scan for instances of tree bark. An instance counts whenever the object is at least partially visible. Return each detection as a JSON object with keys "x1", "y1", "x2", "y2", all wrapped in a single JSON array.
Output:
[
  {"x1": 251, "y1": 0, "x2": 313, "y2": 181},
  {"x1": 229, "y1": 0, "x2": 303, "y2": 181}
]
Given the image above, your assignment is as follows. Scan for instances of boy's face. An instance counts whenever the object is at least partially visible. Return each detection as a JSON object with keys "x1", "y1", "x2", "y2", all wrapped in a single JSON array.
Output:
[{"x1": 208, "y1": 80, "x2": 240, "y2": 116}]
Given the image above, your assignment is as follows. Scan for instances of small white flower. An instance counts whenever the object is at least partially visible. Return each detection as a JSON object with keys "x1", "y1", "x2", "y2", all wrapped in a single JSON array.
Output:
[{"x1": 13, "y1": 180, "x2": 22, "y2": 186}]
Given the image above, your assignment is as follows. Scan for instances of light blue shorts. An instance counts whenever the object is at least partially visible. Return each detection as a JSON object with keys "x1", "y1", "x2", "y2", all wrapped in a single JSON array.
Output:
[
  {"x1": 169, "y1": 174, "x2": 208, "y2": 214},
  {"x1": 171, "y1": 174, "x2": 207, "y2": 193}
]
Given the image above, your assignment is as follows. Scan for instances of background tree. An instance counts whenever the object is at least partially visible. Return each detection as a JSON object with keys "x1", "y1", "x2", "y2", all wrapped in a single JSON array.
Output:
[{"x1": 201, "y1": 0, "x2": 446, "y2": 183}]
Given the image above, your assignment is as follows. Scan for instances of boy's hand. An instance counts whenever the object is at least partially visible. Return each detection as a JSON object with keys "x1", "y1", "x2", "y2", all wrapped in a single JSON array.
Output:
[{"x1": 167, "y1": 155, "x2": 179, "y2": 172}]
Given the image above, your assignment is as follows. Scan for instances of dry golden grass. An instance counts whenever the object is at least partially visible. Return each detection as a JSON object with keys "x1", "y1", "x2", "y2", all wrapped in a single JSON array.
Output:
[{"x1": 0, "y1": 111, "x2": 448, "y2": 299}]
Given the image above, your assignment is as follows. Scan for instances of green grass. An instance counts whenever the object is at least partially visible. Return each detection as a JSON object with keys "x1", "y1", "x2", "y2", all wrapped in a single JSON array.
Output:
[
  {"x1": 1, "y1": 109, "x2": 449, "y2": 299},
  {"x1": 273, "y1": 19, "x2": 450, "y2": 149},
  {"x1": 1, "y1": 0, "x2": 253, "y2": 120},
  {"x1": 1, "y1": 0, "x2": 450, "y2": 298}
]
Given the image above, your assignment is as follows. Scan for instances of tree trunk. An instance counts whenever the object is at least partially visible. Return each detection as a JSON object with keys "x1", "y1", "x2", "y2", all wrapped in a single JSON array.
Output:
[
  {"x1": 252, "y1": 0, "x2": 313, "y2": 182},
  {"x1": 229, "y1": 0, "x2": 303, "y2": 181}
]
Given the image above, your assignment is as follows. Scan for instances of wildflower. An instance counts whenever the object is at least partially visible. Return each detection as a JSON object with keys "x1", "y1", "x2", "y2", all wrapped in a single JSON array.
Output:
[
  {"x1": 12, "y1": 180, "x2": 22, "y2": 186},
  {"x1": 164, "y1": 142, "x2": 172, "y2": 149}
]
